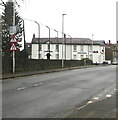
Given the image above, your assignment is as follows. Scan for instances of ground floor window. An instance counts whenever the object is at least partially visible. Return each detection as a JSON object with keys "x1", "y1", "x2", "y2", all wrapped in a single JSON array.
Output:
[
  {"x1": 56, "y1": 54, "x2": 59, "y2": 59},
  {"x1": 73, "y1": 54, "x2": 77, "y2": 59},
  {"x1": 80, "y1": 55, "x2": 84, "y2": 60}
]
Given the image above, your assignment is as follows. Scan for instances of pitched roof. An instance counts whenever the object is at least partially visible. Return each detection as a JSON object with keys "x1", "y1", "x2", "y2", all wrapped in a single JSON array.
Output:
[{"x1": 32, "y1": 38, "x2": 105, "y2": 45}]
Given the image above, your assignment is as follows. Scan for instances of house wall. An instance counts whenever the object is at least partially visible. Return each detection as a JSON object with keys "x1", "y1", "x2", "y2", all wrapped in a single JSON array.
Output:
[
  {"x1": 32, "y1": 44, "x2": 39, "y2": 59},
  {"x1": 31, "y1": 43, "x2": 105, "y2": 64}
]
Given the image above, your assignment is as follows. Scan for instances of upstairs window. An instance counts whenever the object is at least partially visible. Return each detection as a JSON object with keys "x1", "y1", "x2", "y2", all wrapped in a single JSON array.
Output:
[
  {"x1": 56, "y1": 44, "x2": 59, "y2": 51},
  {"x1": 80, "y1": 45, "x2": 84, "y2": 51},
  {"x1": 73, "y1": 45, "x2": 77, "y2": 51},
  {"x1": 47, "y1": 44, "x2": 50, "y2": 51},
  {"x1": 80, "y1": 55, "x2": 84, "y2": 59},
  {"x1": 89, "y1": 45, "x2": 92, "y2": 51}
]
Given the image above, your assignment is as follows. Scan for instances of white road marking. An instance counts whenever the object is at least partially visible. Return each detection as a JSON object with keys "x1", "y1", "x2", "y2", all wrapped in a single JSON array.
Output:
[
  {"x1": 87, "y1": 101, "x2": 93, "y2": 104},
  {"x1": 17, "y1": 87, "x2": 26, "y2": 91},
  {"x1": 76, "y1": 104, "x2": 88, "y2": 110},
  {"x1": 106, "y1": 94, "x2": 112, "y2": 98},
  {"x1": 17, "y1": 82, "x2": 44, "y2": 91},
  {"x1": 39, "y1": 83, "x2": 43, "y2": 85},
  {"x1": 93, "y1": 97, "x2": 99, "y2": 100},
  {"x1": 31, "y1": 82, "x2": 43, "y2": 87},
  {"x1": 33, "y1": 84, "x2": 39, "y2": 87},
  {"x1": 77, "y1": 100, "x2": 93, "y2": 111}
]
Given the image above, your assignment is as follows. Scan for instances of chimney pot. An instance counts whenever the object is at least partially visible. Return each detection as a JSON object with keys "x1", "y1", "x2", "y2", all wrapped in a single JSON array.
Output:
[{"x1": 33, "y1": 34, "x2": 35, "y2": 38}]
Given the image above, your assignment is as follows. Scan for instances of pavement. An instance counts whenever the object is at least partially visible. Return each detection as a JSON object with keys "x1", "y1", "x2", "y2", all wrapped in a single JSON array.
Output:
[
  {"x1": 65, "y1": 93, "x2": 117, "y2": 119},
  {"x1": 2, "y1": 65, "x2": 100, "y2": 80}
]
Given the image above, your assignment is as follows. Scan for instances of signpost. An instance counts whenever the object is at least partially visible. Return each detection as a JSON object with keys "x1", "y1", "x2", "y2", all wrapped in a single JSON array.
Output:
[
  {"x1": 9, "y1": 34, "x2": 18, "y2": 73},
  {"x1": 10, "y1": 0, "x2": 17, "y2": 74}
]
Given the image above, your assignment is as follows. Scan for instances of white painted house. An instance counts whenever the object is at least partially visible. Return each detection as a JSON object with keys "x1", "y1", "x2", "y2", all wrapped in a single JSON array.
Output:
[{"x1": 31, "y1": 37, "x2": 105, "y2": 64}]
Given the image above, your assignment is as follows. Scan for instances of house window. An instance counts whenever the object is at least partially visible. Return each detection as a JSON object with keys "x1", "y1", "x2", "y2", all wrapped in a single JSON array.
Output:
[
  {"x1": 80, "y1": 55, "x2": 84, "y2": 60},
  {"x1": 47, "y1": 44, "x2": 50, "y2": 51},
  {"x1": 73, "y1": 54, "x2": 77, "y2": 59},
  {"x1": 73, "y1": 45, "x2": 77, "y2": 51},
  {"x1": 56, "y1": 44, "x2": 59, "y2": 51},
  {"x1": 80, "y1": 45, "x2": 84, "y2": 51},
  {"x1": 56, "y1": 54, "x2": 59, "y2": 59},
  {"x1": 89, "y1": 45, "x2": 92, "y2": 51}
]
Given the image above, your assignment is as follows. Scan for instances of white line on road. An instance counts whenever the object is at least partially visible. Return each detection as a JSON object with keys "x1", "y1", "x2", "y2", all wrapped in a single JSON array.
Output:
[
  {"x1": 76, "y1": 100, "x2": 93, "y2": 111},
  {"x1": 93, "y1": 97, "x2": 99, "y2": 100},
  {"x1": 17, "y1": 87, "x2": 26, "y2": 91},
  {"x1": 30, "y1": 82, "x2": 43, "y2": 87},
  {"x1": 17, "y1": 82, "x2": 44, "y2": 91},
  {"x1": 106, "y1": 94, "x2": 112, "y2": 98}
]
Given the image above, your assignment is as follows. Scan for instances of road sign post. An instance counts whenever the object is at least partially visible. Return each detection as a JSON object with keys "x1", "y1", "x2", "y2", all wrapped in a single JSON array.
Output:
[{"x1": 9, "y1": 35, "x2": 18, "y2": 74}]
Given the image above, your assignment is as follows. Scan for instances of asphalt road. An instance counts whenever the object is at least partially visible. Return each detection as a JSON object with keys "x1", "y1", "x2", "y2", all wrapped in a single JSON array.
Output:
[{"x1": 2, "y1": 65, "x2": 116, "y2": 118}]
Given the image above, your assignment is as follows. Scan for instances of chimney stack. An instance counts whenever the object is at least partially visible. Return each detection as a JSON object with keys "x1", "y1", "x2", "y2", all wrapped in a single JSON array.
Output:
[
  {"x1": 33, "y1": 34, "x2": 35, "y2": 38},
  {"x1": 109, "y1": 40, "x2": 111, "y2": 45}
]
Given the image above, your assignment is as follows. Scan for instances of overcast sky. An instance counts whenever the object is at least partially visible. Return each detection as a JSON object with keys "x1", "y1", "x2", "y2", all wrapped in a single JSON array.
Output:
[{"x1": 1, "y1": 0, "x2": 117, "y2": 43}]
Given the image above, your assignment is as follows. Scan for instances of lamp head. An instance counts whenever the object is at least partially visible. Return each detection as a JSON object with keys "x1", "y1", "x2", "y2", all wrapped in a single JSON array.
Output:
[{"x1": 62, "y1": 14, "x2": 67, "y2": 16}]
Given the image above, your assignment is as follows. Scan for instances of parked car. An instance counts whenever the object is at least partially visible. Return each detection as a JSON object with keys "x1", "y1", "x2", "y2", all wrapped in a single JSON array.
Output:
[
  {"x1": 112, "y1": 61, "x2": 118, "y2": 65},
  {"x1": 103, "y1": 61, "x2": 108, "y2": 65}
]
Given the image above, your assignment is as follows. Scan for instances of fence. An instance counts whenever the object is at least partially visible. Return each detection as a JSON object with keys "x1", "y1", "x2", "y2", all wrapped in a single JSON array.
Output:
[{"x1": 2, "y1": 57, "x2": 92, "y2": 74}]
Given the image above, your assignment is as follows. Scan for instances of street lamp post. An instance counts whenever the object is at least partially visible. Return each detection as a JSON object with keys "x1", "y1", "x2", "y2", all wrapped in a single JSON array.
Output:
[
  {"x1": 54, "y1": 29, "x2": 58, "y2": 42},
  {"x1": 35, "y1": 21, "x2": 40, "y2": 59},
  {"x1": 12, "y1": 0, "x2": 15, "y2": 73},
  {"x1": 54, "y1": 29, "x2": 59, "y2": 59},
  {"x1": 62, "y1": 14, "x2": 67, "y2": 68},
  {"x1": 46, "y1": 26, "x2": 51, "y2": 59},
  {"x1": 23, "y1": 18, "x2": 41, "y2": 59}
]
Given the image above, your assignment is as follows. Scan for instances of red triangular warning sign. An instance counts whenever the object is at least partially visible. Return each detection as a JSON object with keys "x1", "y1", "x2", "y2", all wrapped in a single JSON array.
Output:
[
  {"x1": 10, "y1": 37, "x2": 18, "y2": 43},
  {"x1": 10, "y1": 44, "x2": 17, "y2": 51}
]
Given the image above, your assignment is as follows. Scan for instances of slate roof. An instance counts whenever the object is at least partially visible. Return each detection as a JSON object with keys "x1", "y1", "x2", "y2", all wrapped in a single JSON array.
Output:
[{"x1": 32, "y1": 38, "x2": 105, "y2": 45}]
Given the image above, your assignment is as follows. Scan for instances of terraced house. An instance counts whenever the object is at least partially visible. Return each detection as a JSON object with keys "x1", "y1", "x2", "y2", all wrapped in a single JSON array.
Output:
[{"x1": 31, "y1": 36, "x2": 105, "y2": 64}]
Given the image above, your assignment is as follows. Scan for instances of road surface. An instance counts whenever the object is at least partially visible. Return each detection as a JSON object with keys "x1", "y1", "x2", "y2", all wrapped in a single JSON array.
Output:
[{"x1": 2, "y1": 65, "x2": 116, "y2": 118}]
